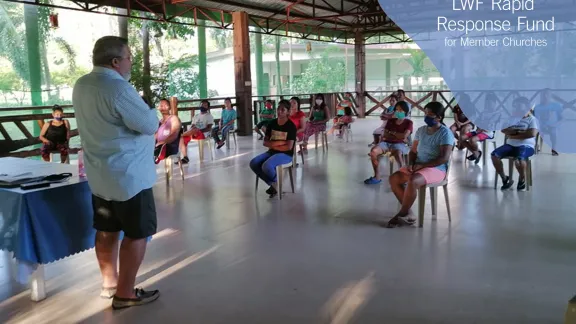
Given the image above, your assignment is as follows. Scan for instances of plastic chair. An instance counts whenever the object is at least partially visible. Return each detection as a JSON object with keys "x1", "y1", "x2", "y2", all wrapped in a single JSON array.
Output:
[
  {"x1": 164, "y1": 154, "x2": 184, "y2": 182},
  {"x1": 225, "y1": 129, "x2": 238, "y2": 149},
  {"x1": 49, "y1": 151, "x2": 70, "y2": 164},
  {"x1": 294, "y1": 141, "x2": 305, "y2": 167},
  {"x1": 197, "y1": 134, "x2": 214, "y2": 161},
  {"x1": 255, "y1": 146, "x2": 296, "y2": 200},
  {"x1": 315, "y1": 131, "x2": 328, "y2": 151},
  {"x1": 494, "y1": 158, "x2": 533, "y2": 191},
  {"x1": 416, "y1": 151, "x2": 454, "y2": 228}
]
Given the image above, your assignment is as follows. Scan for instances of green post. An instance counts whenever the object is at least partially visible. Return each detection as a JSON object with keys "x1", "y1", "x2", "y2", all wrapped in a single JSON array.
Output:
[
  {"x1": 255, "y1": 30, "x2": 265, "y2": 98},
  {"x1": 198, "y1": 20, "x2": 208, "y2": 98},
  {"x1": 275, "y1": 36, "x2": 282, "y2": 95},
  {"x1": 24, "y1": 3, "x2": 43, "y2": 136}
]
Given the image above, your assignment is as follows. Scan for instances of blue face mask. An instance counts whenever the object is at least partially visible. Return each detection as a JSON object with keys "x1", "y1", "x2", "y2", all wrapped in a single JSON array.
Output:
[
  {"x1": 424, "y1": 116, "x2": 438, "y2": 127},
  {"x1": 200, "y1": 108, "x2": 208, "y2": 113},
  {"x1": 54, "y1": 117, "x2": 63, "y2": 121},
  {"x1": 394, "y1": 111, "x2": 405, "y2": 119}
]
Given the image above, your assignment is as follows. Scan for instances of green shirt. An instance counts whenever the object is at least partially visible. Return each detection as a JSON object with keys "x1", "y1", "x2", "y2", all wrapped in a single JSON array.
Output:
[{"x1": 260, "y1": 108, "x2": 275, "y2": 122}]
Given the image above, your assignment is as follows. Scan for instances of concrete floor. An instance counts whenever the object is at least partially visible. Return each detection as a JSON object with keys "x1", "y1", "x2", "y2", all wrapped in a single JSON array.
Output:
[{"x1": 1, "y1": 117, "x2": 574, "y2": 323}]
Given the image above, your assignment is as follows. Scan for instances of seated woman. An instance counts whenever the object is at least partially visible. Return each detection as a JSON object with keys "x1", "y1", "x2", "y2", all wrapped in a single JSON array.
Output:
[
  {"x1": 302, "y1": 93, "x2": 331, "y2": 152},
  {"x1": 335, "y1": 92, "x2": 353, "y2": 118},
  {"x1": 254, "y1": 100, "x2": 275, "y2": 140},
  {"x1": 40, "y1": 105, "x2": 70, "y2": 163},
  {"x1": 387, "y1": 102, "x2": 455, "y2": 227},
  {"x1": 370, "y1": 94, "x2": 397, "y2": 146},
  {"x1": 289, "y1": 96, "x2": 307, "y2": 142},
  {"x1": 212, "y1": 98, "x2": 237, "y2": 149},
  {"x1": 328, "y1": 107, "x2": 354, "y2": 137},
  {"x1": 364, "y1": 101, "x2": 413, "y2": 185},
  {"x1": 450, "y1": 104, "x2": 473, "y2": 149},
  {"x1": 154, "y1": 98, "x2": 182, "y2": 164},
  {"x1": 179, "y1": 100, "x2": 214, "y2": 164},
  {"x1": 250, "y1": 100, "x2": 297, "y2": 198},
  {"x1": 459, "y1": 128, "x2": 495, "y2": 164}
]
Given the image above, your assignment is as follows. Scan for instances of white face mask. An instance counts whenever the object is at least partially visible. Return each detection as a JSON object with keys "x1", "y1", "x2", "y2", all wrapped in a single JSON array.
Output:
[{"x1": 316, "y1": 99, "x2": 323, "y2": 105}]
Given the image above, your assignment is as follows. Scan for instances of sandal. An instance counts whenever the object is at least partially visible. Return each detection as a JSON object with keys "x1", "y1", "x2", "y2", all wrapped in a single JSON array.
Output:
[
  {"x1": 364, "y1": 177, "x2": 382, "y2": 185},
  {"x1": 100, "y1": 286, "x2": 117, "y2": 299}
]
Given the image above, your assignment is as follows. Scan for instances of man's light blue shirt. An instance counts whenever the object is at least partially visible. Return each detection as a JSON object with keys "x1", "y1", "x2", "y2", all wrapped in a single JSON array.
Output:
[{"x1": 73, "y1": 67, "x2": 159, "y2": 201}]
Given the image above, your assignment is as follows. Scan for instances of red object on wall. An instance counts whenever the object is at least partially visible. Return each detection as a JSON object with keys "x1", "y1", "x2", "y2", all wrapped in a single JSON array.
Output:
[{"x1": 49, "y1": 14, "x2": 59, "y2": 28}]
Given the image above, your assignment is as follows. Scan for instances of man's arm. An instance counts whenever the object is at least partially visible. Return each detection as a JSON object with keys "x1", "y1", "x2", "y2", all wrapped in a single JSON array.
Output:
[
  {"x1": 507, "y1": 128, "x2": 538, "y2": 139},
  {"x1": 116, "y1": 84, "x2": 158, "y2": 135}
]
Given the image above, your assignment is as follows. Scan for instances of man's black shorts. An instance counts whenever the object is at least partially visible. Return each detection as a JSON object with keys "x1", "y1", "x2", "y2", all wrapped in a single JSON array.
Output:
[{"x1": 92, "y1": 188, "x2": 157, "y2": 239}]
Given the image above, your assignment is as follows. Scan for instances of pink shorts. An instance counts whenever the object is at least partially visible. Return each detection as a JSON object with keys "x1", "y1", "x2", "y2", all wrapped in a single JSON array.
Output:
[
  {"x1": 465, "y1": 132, "x2": 490, "y2": 141},
  {"x1": 399, "y1": 167, "x2": 446, "y2": 185}
]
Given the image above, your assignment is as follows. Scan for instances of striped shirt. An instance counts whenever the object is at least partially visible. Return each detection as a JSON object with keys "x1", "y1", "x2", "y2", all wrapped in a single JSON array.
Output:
[{"x1": 73, "y1": 67, "x2": 159, "y2": 201}]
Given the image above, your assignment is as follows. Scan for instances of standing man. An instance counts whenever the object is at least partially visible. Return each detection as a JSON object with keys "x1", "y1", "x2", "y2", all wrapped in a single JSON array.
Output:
[{"x1": 73, "y1": 36, "x2": 160, "y2": 309}]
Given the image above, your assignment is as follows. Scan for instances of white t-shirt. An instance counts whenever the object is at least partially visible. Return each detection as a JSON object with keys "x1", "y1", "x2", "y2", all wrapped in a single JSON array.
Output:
[
  {"x1": 191, "y1": 113, "x2": 214, "y2": 131},
  {"x1": 506, "y1": 115, "x2": 539, "y2": 148}
]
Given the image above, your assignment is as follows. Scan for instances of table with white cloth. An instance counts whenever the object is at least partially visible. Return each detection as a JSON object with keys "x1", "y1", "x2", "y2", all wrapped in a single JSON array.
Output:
[{"x1": 0, "y1": 157, "x2": 95, "y2": 301}]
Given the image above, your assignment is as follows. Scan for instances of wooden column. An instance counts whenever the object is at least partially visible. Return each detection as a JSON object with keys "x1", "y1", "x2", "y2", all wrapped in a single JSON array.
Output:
[
  {"x1": 232, "y1": 12, "x2": 253, "y2": 135},
  {"x1": 354, "y1": 32, "x2": 366, "y2": 118}
]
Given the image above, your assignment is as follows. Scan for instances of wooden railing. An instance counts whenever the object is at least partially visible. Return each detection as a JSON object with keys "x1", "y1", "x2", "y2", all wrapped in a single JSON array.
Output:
[{"x1": 3, "y1": 89, "x2": 576, "y2": 157}]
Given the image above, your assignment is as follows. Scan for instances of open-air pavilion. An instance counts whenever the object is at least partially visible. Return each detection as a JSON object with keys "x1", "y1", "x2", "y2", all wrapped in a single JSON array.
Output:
[{"x1": 1, "y1": 1, "x2": 576, "y2": 323}]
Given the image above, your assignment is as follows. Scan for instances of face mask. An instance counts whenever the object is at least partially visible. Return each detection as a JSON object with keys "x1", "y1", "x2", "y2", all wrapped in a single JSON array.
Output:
[
  {"x1": 394, "y1": 111, "x2": 406, "y2": 119},
  {"x1": 200, "y1": 108, "x2": 208, "y2": 113},
  {"x1": 341, "y1": 103, "x2": 348, "y2": 107},
  {"x1": 424, "y1": 116, "x2": 438, "y2": 127},
  {"x1": 54, "y1": 117, "x2": 62, "y2": 121},
  {"x1": 316, "y1": 99, "x2": 323, "y2": 105},
  {"x1": 265, "y1": 103, "x2": 272, "y2": 109}
]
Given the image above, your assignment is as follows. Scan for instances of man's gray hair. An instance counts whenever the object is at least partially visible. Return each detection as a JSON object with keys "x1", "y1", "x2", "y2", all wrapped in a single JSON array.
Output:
[{"x1": 92, "y1": 36, "x2": 128, "y2": 66}]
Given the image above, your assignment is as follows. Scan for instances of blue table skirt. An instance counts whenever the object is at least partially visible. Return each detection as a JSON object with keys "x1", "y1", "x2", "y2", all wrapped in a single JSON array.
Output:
[
  {"x1": 0, "y1": 182, "x2": 96, "y2": 264},
  {"x1": 1, "y1": 181, "x2": 152, "y2": 265}
]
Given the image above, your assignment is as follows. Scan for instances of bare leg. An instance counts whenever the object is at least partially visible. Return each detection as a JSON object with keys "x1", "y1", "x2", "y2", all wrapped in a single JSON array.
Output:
[
  {"x1": 515, "y1": 160, "x2": 526, "y2": 182},
  {"x1": 491, "y1": 155, "x2": 506, "y2": 180},
  {"x1": 398, "y1": 174, "x2": 426, "y2": 215},
  {"x1": 390, "y1": 149, "x2": 404, "y2": 168},
  {"x1": 95, "y1": 231, "x2": 120, "y2": 288},
  {"x1": 389, "y1": 171, "x2": 410, "y2": 205},
  {"x1": 369, "y1": 146, "x2": 384, "y2": 179},
  {"x1": 116, "y1": 237, "x2": 148, "y2": 299},
  {"x1": 178, "y1": 138, "x2": 186, "y2": 158}
]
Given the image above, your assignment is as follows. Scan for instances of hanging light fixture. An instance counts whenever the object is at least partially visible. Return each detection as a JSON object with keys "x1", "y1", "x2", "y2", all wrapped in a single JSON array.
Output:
[{"x1": 49, "y1": 13, "x2": 59, "y2": 28}]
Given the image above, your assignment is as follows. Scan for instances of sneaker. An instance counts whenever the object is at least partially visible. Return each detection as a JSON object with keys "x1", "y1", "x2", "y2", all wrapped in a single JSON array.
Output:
[
  {"x1": 100, "y1": 287, "x2": 117, "y2": 299},
  {"x1": 517, "y1": 179, "x2": 526, "y2": 191},
  {"x1": 500, "y1": 176, "x2": 514, "y2": 190},
  {"x1": 258, "y1": 135, "x2": 264, "y2": 140},
  {"x1": 216, "y1": 141, "x2": 226, "y2": 149},
  {"x1": 180, "y1": 156, "x2": 189, "y2": 165},
  {"x1": 268, "y1": 186, "x2": 278, "y2": 198},
  {"x1": 112, "y1": 288, "x2": 160, "y2": 310},
  {"x1": 552, "y1": 150, "x2": 559, "y2": 156}
]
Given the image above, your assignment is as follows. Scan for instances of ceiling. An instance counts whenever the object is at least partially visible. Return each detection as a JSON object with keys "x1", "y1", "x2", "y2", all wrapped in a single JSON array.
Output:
[{"x1": 8, "y1": 0, "x2": 410, "y2": 44}]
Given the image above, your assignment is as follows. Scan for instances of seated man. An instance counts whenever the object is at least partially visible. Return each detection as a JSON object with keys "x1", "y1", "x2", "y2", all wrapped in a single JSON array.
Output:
[
  {"x1": 370, "y1": 94, "x2": 397, "y2": 146},
  {"x1": 254, "y1": 100, "x2": 275, "y2": 140},
  {"x1": 212, "y1": 98, "x2": 237, "y2": 149},
  {"x1": 249, "y1": 100, "x2": 296, "y2": 198},
  {"x1": 459, "y1": 128, "x2": 495, "y2": 164},
  {"x1": 491, "y1": 96, "x2": 538, "y2": 191},
  {"x1": 364, "y1": 101, "x2": 413, "y2": 185},
  {"x1": 387, "y1": 102, "x2": 454, "y2": 227},
  {"x1": 154, "y1": 98, "x2": 182, "y2": 164},
  {"x1": 179, "y1": 99, "x2": 214, "y2": 164},
  {"x1": 40, "y1": 105, "x2": 71, "y2": 163}
]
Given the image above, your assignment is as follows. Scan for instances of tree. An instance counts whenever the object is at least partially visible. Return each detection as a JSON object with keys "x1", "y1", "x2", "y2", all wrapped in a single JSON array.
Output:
[
  {"x1": 397, "y1": 49, "x2": 435, "y2": 89},
  {"x1": 291, "y1": 46, "x2": 346, "y2": 94}
]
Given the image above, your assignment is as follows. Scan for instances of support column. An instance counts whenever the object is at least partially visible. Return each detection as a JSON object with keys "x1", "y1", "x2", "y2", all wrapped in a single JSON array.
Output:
[
  {"x1": 354, "y1": 32, "x2": 366, "y2": 118},
  {"x1": 255, "y1": 30, "x2": 265, "y2": 98},
  {"x1": 232, "y1": 12, "x2": 253, "y2": 136},
  {"x1": 385, "y1": 59, "x2": 391, "y2": 90},
  {"x1": 198, "y1": 20, "x2": 208, "y2": 98},
  {"x1": 24, "y1": 3, "x2": 43, "y2": 136}
]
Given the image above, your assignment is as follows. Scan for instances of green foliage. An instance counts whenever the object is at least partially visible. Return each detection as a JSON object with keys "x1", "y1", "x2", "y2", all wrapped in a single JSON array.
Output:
[
  {"x1": 210, "y1": 28, "x2": 232, "y2": 49},
  {"x1": 168, "y1": 55, "x2": 200, "y2": 99},
  {"x1": 0, "y1": 70, "x2": 24, "y2": 91},
  {"x1": 397, "y1": 50, "x2": 434, "y2": 78},
  {"x1": 291, "y1": 46, "x2": 346, "y2": 94},
  {"x1": 51, "y1": 67, "x2": 89, "y2": 88}
]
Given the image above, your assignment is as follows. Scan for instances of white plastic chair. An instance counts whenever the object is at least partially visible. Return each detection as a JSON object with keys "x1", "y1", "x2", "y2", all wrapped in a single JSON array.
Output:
[
  {"x1": 255, "y1": 146, "x2": 296, "y2": 200},
  {"x1": 164, "y1": 154, "x2": 184, "y2": 182},
  {"x1": 416, "y1": 150, "x2": 454, "y2": 228},
  {"x1": 315, "y1": 131, "x2": 328, "y2": 151},
  {"x1": 225, "y1": 129, "x2": 238, "y2": 149}
]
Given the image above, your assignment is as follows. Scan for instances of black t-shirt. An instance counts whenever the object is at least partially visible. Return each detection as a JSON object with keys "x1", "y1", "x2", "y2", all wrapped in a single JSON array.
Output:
[{"x1": 265, "y1": 119, "x2": 297, "y2": 156}]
